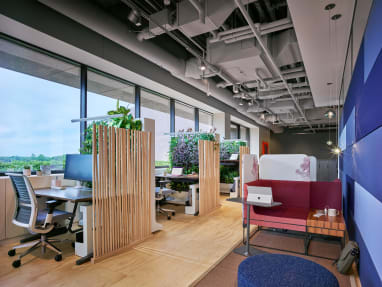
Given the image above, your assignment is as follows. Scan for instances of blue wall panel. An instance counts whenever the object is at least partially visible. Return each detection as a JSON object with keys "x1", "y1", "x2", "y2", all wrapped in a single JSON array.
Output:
[
  {"x1": 341, "y1": 1, "x2": 382, "y2": 285},
  {"x1": 353, "y1": 126, "x2": 382, "y2": 203},
  {"x1": 357, "y1": 49, "x2": 382, "y2": 139},
  {"x1": 364, "y1": 0, "x2": 382, "y2": 81}
]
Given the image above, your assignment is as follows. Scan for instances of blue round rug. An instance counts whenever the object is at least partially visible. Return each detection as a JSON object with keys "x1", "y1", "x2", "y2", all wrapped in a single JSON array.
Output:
[{"x1": 238, "y1": 254, "x2": 339, "y2": 287}]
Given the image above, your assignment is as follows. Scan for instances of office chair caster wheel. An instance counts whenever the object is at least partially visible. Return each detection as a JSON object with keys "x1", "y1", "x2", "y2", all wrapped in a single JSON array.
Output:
[
  {"x1": 8, "y1": 249, "x2": 16, "y2": 257},
  {"x1": 172, "y1": 212, "x2": 175, "y2": 216},
  {"x1": 55, "y1": 254, "x2": 62, "y2": 262},
  {"x1": 167, "y1": 215, "x2": 171, "y2": 220},
  {"x1": 12, "y1": 260, "x2": 21, "y2": 268}
]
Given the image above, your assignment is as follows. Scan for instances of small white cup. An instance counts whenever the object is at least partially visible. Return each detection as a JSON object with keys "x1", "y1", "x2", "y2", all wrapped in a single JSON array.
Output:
[{"x1": 328, "y1": 208, "x2": 339, "y2": 216}]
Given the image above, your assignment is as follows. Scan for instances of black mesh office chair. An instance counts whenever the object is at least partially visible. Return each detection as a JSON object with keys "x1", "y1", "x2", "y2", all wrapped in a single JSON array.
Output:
[{"x1": 6, "y1": 173, "x2": 71, "y2": 268}]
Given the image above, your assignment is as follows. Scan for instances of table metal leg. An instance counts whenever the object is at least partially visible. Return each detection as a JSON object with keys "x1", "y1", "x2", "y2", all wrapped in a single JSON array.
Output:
[
  {"x1": 234, "y1": 203, "x2": 266, "y2": 257},
  {"x1": 76, "y1": 252, "x2": 93, "y2": 265}
]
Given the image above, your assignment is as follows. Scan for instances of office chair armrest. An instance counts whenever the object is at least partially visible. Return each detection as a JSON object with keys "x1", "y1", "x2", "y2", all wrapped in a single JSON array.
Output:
[{"x1": 45, "y1": 200, "x2": 64, "y2": 213}]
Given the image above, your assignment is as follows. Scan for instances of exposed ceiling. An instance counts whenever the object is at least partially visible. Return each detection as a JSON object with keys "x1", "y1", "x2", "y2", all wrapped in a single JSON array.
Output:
[{"x1": 38, "y1": 0, "x2": 355, "y2": 133}]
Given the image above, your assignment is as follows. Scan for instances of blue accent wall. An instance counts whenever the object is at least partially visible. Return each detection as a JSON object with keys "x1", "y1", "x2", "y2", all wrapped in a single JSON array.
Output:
[{"x1": 340, "y1": 1, "x2": 382, "y2": 286}]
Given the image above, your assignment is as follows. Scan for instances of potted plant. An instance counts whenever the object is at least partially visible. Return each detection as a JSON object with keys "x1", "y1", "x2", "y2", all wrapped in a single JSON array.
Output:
[
  {"x1": 23, "y1": 165, "x2": 31, "y2": 176},
  {"x1": 36, "y1": 168, "x2": 43, "y2": 176}
]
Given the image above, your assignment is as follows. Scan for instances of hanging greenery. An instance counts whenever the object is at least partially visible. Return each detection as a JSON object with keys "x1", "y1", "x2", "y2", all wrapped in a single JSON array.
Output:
[{"x1": 80, "y1": 100, "x2": 141, "y2": 154}]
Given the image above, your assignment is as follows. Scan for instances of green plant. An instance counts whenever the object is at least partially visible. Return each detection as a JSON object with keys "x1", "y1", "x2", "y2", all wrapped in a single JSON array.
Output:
[
  {"x1": 107, "y1": 100, "x2": 142, "y2": 130},
  {"x1": 23, "y1": 165, "x2": 30, "y2": 170},
  {"x1": 220, "y1": 140, "x2": 246, "y2": 160},
  {"x1": 220, "y1": 166, "x2": 239, "y2": 184},
  {"x1": 169, "y1": 130, "x2": 216, "y2": 175},
  {"x1": 80, "y1": 101, "x2": 142, "y2": 154}
]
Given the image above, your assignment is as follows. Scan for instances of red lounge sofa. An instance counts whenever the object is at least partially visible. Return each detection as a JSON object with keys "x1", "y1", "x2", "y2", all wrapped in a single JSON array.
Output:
[{"x1": 243, "y1": 179, "x2": 342, "y2": 232}]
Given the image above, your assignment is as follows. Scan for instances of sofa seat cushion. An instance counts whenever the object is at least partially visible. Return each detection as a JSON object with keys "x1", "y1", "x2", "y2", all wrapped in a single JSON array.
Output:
[{"x1": 252, "y1": 206, "x2": 309, "y2": 226}]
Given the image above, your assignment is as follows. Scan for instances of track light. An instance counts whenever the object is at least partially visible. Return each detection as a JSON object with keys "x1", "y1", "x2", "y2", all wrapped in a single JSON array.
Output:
[
  {"x1": 233, "y1": 85, "x2": 239, "y2": 94},
  {"x1": 128, "y1": 9, "x2": 141, "y2": 26},
  {"x1": 238, "y1": 99, "x2": 244, "y2": 106},
  {"x1": 248, "y1": 99, "x2": 254, "y2": 106},
  {"x1": 199, "y1": 59, "x2": 206, "y2": 71},
  {"x1": 326, "y1": 140, "x2": 333, "y2": 146},
  {"x1": 260, "y1": 112, "x2": 266, "y2": 121},
  {"x1": 325, "y1": 109, "x2": 336, "y2": 119}
]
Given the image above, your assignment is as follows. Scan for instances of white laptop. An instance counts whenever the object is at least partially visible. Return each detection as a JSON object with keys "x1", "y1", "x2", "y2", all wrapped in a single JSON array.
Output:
[{"x1": 247, "y1": 186, "x2": 273, "y2": 205}]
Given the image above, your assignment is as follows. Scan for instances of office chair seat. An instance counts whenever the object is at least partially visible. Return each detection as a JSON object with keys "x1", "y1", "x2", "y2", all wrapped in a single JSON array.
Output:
[{"x1": 36, "y1": 209, "x2": 71, "y2": 225}]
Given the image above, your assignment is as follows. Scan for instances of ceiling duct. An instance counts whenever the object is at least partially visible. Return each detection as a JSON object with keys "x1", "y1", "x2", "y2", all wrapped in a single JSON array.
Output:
[
  {"x1": 138, "y1": 0, "x2": 256, "y2": 40},
  {"x1": 38, "y1": 0, "x2": 283, "y2": 133},
  {"x1": 271, "y1": 29, "x2": 302, "y2": 67}
]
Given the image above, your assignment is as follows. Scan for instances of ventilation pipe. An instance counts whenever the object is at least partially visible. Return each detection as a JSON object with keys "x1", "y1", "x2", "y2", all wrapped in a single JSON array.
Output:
[
  {"x1": 234, "y1": 0, "x2": 315, "y2": 133},
  {"x1": 38, "y1": 0, "x2": 283, "y2": 133},
  {"x1": 188, "y1": 0, "x2": 205, "y2": 24}
]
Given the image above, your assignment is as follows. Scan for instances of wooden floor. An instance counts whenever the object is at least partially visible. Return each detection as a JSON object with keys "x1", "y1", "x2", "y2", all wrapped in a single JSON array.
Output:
[{"x1": 0, "y1": 195, "x2": 245, "y2": 287}]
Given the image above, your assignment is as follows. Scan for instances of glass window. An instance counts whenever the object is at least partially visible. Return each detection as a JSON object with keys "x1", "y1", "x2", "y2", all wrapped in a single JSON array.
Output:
[
  {"x1": 230, "y1": 123, "x2": 239, "y2": 139},
  {"x1": 87, "y1": 70, "x2": 135, "y2": 118},
  {"x1": 0, "y1": 38, "x2": 80, "y2": 172},
  {"x1": 199, "y1": 110, "x2": 213, "y2": 133},
  {"x1": 141, "y1": 89, "x2": 170, "y2": 167},
  {"x1": 240, "y1": 126, "x2": 250, "y2": 146},
  {"x1": 175, "y1": 102, "x2": 194, "y2": 131}
]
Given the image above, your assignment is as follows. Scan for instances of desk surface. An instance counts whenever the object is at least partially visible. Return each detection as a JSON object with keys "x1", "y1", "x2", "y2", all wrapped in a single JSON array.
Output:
[
  {"x1": 35, "y1": 187, "x2": 92, "y2": 202},
  {"x1": 226, "y1": 197, "x2": 282, "y2": 207}
]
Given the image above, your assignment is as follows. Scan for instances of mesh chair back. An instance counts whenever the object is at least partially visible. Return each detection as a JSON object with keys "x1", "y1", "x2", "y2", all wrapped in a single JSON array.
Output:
[{"x1": 7, "y1": 174, "x2": 37, "y2": 228}]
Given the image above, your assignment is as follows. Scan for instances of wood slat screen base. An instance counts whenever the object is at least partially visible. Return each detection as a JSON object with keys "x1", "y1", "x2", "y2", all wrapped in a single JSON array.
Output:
[
  {"x1": 239, "y1": 146, "x2": 250, "y2": 197},
  {"x1": 198, "y1": 140, "x2": 220, "y2": 216},
  {"x1": 92, "y1": 124, "x2": 152, "y2": 263},
  {"x1": 306, "y1": 209, "x2": 346, "y2": 238}
]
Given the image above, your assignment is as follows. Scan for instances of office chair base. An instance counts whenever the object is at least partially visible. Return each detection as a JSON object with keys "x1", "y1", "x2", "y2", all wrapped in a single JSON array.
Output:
[{"x1": 9, "y1": 235, "x2": 64, "y2": 268}]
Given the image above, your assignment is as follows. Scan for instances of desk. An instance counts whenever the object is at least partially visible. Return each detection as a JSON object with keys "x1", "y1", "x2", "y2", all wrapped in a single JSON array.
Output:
[
  {"x1": 227, "y1": 197, "x2": 282, "y2": 256},
  {"x1": 155, "y1": 174, "x2": 199, "y2": 215},
  {"x1": 35, "y1": 187, "x2": 93, "y2": 265},
  {"x1": 35, "y1": 187, "x2": 92, "y2": 233}
]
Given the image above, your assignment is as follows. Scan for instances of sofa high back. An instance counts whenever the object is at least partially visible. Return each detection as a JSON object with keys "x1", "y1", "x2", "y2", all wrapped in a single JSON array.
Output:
[
  {"x1": 247, "y1": 180, "x2": 311, "y2": 209},
  {"x1": 310, "y1": 181, "x2": 342, "y2": 210}
]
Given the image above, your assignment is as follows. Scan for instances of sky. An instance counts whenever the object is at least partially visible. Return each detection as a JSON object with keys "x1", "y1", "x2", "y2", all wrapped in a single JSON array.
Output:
[{"x1": 0, "y1": 67, "x2": 212, "y2": 161}]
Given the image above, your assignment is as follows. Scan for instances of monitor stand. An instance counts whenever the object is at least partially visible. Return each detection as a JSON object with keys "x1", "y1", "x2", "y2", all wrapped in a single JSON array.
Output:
[{"x1": 74, "y1": 181, "x2": 83, "y2": 189}]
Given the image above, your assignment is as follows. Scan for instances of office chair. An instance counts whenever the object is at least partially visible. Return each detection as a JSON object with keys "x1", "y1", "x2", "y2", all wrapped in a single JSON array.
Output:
[
  {"x1": 155, "y1": 178, "x2": 176, "y2": 220},
  {"x1": 6, "y1": 173, "x2": 72, "y2": 268}
]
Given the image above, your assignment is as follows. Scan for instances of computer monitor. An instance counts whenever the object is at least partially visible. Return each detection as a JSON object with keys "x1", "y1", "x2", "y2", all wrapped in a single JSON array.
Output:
[{"x1": 64, "y1": 154, "x2": 93, "y2": 185}]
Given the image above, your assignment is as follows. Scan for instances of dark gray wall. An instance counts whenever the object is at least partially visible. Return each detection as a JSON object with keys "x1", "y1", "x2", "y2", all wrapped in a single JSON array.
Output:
[
  {"x1": 270, "y1": 131, "x2": 334, "y2": 159},
  {"x1": 270, "y1": 131, "x2": 338, "y2": 181}
]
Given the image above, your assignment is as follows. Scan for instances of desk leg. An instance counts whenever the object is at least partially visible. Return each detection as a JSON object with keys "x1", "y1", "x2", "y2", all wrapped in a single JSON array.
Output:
[
  {"x1": 234, "y1": 203, "x2": 266, "y2": 257},
  {"x1": 76, "y1": 252, "x2": 93, "y2": 265},
  {"x1": 185, "y1": 184, "x2": 199, "y2": 215},
  {"x1": 68, "y1": 202, "x2": 83, "y2": 234}
]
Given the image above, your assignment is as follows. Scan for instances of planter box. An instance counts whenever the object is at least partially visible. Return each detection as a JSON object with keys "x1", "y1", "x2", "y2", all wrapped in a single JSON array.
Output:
[{"x1": 220, "y1": 183, "x2": 232, "y2": 194}]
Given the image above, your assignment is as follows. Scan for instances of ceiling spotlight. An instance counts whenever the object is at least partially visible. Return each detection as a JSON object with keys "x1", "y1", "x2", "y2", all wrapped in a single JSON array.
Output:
[
  {"x1": 325, "y1": 109, "x2": 336, "y2": 119},
  {"x1": 326, "y1": 140, "x2": 333, "y2": 146},
  {"x1": 199, "y1": 62, "x2": 206, "y2": 71},
  {"x1": 128, "y1": 9, "x2": 142, "y2": 26},
  {"x1": 324, "y1": 3, "x2": 336, "y2": 10},
  {"x1": 238, "y1": 99, "x2": 244, "y2": 106},
  {"x1": 260, "y1": 112, "x2": 266, "y2": 121},
  {"x1": 332, "y1": 14, "x2": 342, "y2": 21},
  {"x1": 332, "y1": 146, "x2": 341, "y2": 155},
  {"x1": 248, "y1": 99, "x2": 254, "y2": 106},
  {"x1": 233, "y1": 85, "x2": 239, "y2": 94}
]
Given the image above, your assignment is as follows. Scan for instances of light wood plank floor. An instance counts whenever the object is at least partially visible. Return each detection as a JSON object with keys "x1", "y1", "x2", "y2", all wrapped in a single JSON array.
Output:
[{"x1": 0, "y1": 196, "x2": 244, "y2": 287}]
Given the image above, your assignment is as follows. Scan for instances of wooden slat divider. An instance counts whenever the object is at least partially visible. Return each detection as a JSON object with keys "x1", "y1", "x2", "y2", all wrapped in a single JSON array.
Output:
[
  {"x1": 239, "y1": 146, "x2": 250, "y2": 197},
  {"x1": 92, "y1": 125, "x2": 152, "y2": 263},
  {"x1": 198, "y1": 140, "x2": 220, "y2": 216}
]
